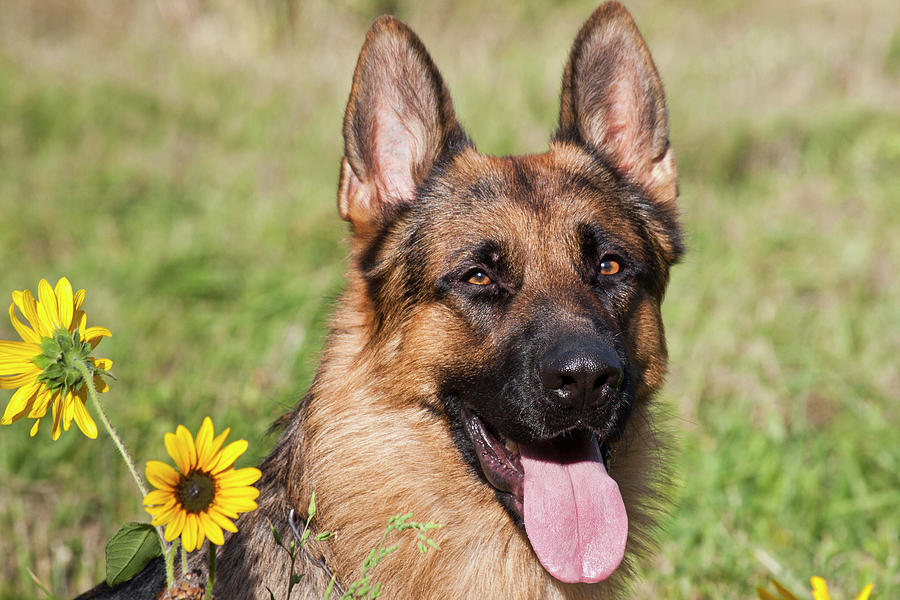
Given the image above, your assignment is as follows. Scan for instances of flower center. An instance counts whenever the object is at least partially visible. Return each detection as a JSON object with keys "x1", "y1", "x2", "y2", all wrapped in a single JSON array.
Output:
[
  {"x1": 33, "y1": 328, "x2": 98, "y2": 393},
  {"x1": 177, "y1": 471, "x2": 216, "y2": 513}
]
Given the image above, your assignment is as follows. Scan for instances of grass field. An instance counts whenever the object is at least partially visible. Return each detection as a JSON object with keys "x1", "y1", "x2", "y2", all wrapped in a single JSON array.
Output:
[{"x1": 1, "y1": 1, "x2": 898, "y2": 598}]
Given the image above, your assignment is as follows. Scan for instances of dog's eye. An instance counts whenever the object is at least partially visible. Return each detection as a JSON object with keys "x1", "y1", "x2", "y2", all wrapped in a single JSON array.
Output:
[
  {"x1": 466, "y1": 270, "x2": 493, "y2": 286},
  {"x1": 599, "y1": 258, "x2": 621, "y2": 276},
  {"x1": 463, "y1": 269, "x2": 494, "y2": 286}
]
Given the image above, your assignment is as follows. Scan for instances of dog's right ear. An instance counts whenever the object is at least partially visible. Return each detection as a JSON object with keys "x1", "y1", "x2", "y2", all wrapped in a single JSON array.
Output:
[
  {"x1": 555, "y1": 2, "x2": 677, "y2": 209},
  {"x1": 338, "y1": 16, "x2": 468, "y2": 239}
]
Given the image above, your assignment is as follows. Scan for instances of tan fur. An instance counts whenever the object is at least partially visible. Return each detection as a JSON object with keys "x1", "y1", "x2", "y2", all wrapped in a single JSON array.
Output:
[
  {"x1": 77, "y1": 6, "x2": 680, "y2": 599},
  {"x1": 213, "y1": 272, "x2": 669, "y2": 599},
  {"x1": 211, "y1": 160, "x2": 675, "y2": 600},
  {"x1": 209, "y1": 3, "x2": 680, "y2": 599}
]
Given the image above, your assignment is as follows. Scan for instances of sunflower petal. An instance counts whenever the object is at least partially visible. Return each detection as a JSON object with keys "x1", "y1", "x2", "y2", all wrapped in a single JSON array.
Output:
[
  {"x1": 0, "y1": 340, "x2": 42, "y2": 359},
  {"x1": 37, "y1": 279, "x2": 61, "y2": 330},
  {"x1": 194, "y1": 515, "x2": 207, "y2": 550},
  {"x1": 17, "y1": 290, "x2": 47, "y2": 337},
  {"x1": 91, "y1": 357, "x2": 113, "y2": 371},
  {"x1": 756, "y1": 587, "x2": 779, "y2": 600},
  {"x1": 182, "y1": 514, "x2": 198, "y2": 552},
  {"x1": 771, "y1": 579, "x2": 799, "y2": 600},
  {"x1": 146, "y1": 460, "x2": 180, "y2": 490},
  {"x1": 216, "y1": 486, "x2": 260, "y2": 500},
  {"x1": 199, "y1": 511, "x2": 225, "y2": 546},
  {"x1": 194, "y1": 417, "x2": 216, "y2": 468},
  {"x1": 175, "y1": 425, "x2": 197, "y2": 473},
  {"x1": 11, "y1": 291, "x2": 30, "y2": 324},
  {"x1": 811, "y1": 577, "x2": 830, "y2": 600},
  {"x1": 192, "y1": 515, "x2": 208, "y2": 549},
  {"x1": 216, "y1": 496, "x2": 258, "y2": 513},
  {"x1": 72, "y1": 393, "x2": 98, "y2": 439},
  {"x1": 27, "y1": 388, "x2": 52, "y2": 419},
  {"x1": 143, "y1": 489, "x2": 175, "y2": 507},
  {"x1": 0, "y1": 370, "x2": 41, "y2": 389},
  {"x1": 28, "y1": 388, "x2": 53, "y2": 419},
  {"x1": 149, "y1": 512, "x2": 168, "y2": 527},
  {"x1": 30, "y1": 419, "x2": 41, "y2": 436},
  {"x1": 92, "y1": 372, "x2": 110, "y2": 393},
  {"x1": 50, "y1": 392, "x2": 63, "y2": 440},
  {"x1": 84, "y1": 326, "x2": 112, "y2": 349},
  {"x1": 201, "y1": 427, "x2": 231, "y2": 470},
  {"x1": 70, "y1": 310, "x2": 84, "y2": 335},
  {"x1": 855, "y1": 584, "x2": 874, "y2": 600},
  {"x1": 211, "y1": 440, "x2": 249, "y2": 474},
  {"x1": 164, "y1": 432, "x2": 184, "y2": 473},
  {"x1": 62, "y1": 391, "x2": 76, "y2": 431},
  {"x1": 207, "y1": 506, "x2": 238, "y2": 533},
  {"x1": 210, "y1": 503, "x2": 239, "y2": 520},
  {"x1": 9, "y1": 302, "x2": 40, "y2": 344},
  {"x1": 0, "y1": 359, "x2": 39, "y2": 376},
  {"x1": 149, "y1": 500, "x2": 182, "y2": 526},
  {"x1": 55, "y1": 278, "x2": 74, "y2": 330},
  {"x1": 165, "y1": 510, "x2": 187, "y2": 542},
  {"x1": 216, "y1": 467, "x2": 262, "y2": 489},
  {"x1": 167, "y1": 426, "x2": 197, "y2": 474},
  {"x1": 1, "y1": 381, "x2": 41, "y2": 424},
  {"x1": 73, "y1": 289, "x2": 86, "y2": 311}
]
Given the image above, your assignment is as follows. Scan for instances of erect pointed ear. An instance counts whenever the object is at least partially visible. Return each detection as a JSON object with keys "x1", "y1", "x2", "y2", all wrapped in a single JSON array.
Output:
[
  {"x1": 555, "y1": 2, "x2": 677, "y2": 208},
  {"x1": 338, "y1": 16, "x2": 469, "y2": 239}
]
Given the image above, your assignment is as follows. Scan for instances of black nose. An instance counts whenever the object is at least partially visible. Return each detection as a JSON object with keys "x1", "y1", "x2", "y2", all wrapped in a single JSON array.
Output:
[{"x1": 540, "y1": 336, "x2": 623, "y2": 411}]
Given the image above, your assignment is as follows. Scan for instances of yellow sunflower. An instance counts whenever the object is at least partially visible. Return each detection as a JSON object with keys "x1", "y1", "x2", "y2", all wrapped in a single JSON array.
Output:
[
  {"x1": 143, "y1": 417, "x2": 262, "y2": 552},
  {"x1": 810, "y1": 577, "x2": 874, "y2": 600},
  {"x1": 758, "y1": 577, "x2": 874, "y2": 600},
  {"x1": 0, "y1": 277, "x2": 112, "y2": 440}
]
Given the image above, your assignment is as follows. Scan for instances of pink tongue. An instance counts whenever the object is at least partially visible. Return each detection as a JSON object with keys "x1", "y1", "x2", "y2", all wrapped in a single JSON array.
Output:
[{"x1": 520, "y1": 436, "x2": 628, "y2": 584}]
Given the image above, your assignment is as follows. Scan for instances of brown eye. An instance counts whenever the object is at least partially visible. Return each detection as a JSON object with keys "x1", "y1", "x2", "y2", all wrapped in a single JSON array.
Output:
[
  {"x1": 467, "y1": 271, "x2": 492, "y2": 286},
  {"x1": 599, "y1": 258, "x2": 621, "y2": 276}
]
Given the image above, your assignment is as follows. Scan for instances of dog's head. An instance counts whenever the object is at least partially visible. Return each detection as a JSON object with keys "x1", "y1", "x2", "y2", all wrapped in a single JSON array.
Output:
[{"x1": 337, "y1": 2, "x2": 681, "y2": 585}]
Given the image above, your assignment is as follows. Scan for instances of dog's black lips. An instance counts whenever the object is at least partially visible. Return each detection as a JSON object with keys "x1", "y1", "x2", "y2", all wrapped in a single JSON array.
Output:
[{"x1": 462, "y1": 408, "x2": 612, "y2": 520}]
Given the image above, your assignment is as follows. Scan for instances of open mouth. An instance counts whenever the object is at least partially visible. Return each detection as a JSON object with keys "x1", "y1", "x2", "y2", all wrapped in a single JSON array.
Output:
[{"x1": 462, "y1": 408, "x2": 628, "y2": 584}]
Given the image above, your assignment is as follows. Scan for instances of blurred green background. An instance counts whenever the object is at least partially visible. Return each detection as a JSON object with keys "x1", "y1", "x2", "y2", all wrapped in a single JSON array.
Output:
[{"x1": 1, "y1": 0, "x2": 898, "y2": 598}]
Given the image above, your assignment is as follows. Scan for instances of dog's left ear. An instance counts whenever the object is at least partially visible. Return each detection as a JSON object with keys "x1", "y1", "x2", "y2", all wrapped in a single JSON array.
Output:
[
  {"x1": 555, "y1": 2, "x2": 677, "y2": 209},
  {"x1": 338, "y1": 16, "x2": 468, "y2": 239}
]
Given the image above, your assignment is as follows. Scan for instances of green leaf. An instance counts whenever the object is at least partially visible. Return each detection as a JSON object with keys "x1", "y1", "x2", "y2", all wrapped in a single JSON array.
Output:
[
  {"x1": 323, "y1": 574, "x2": 336, "y2": 600},
  {"x1": 314, "y1": 531, "x2": 334, "y2": 541},
  {"x1": 57, "y1": 332, "x2": 75, "y2": 353},
  {"x1": 307, "y1": 491, "x2": 317, "y2": 520},
  {"x1": 105, "y1": 522, "x2": 163, "y2": 586},
  {"x1": 269, "y1": 520, "x2": 283, "y2": 548},
  {"x1": 40, "y1": 337, "x2": 60, "y2": 357},
  {"x1": 39, "y1": 363, "x2": 63, "y2": 381},
  {"x1": 32, "y1": 354, "x2": 53, "y2": 370}
]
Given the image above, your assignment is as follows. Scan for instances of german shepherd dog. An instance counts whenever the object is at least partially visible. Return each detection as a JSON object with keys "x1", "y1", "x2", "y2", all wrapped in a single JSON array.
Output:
[{"x1": 80, "y1": 2, "x2": 681, "y2": 598}]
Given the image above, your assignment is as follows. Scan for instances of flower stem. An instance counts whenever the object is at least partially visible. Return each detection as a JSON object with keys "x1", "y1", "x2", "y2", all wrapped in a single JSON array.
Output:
[
  {"x1": 73, "y1": 359, "x2": 172, "y2": 585},
  {"x1": 164, "y1": 540, "x2": 178, "y2": 590},
  {"x1": 205, "y1": 543, "x2": 217, "y2": 600}
]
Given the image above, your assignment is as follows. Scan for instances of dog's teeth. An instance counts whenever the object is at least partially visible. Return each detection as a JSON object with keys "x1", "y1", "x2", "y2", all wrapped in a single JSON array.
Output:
[{"x1": 505, "y1": 439, "x2": 519, "y2": 453}]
